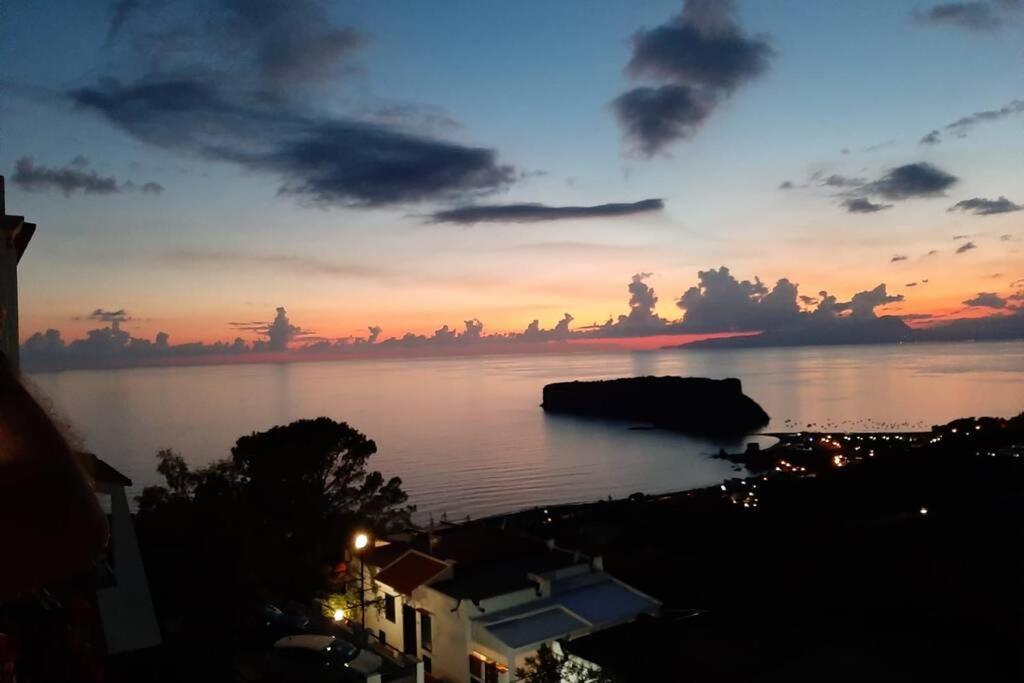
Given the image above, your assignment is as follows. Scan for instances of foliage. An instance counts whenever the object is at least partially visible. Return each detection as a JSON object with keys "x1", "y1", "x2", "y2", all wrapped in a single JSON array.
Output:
[
  {"x1": 134, "y1": 419, "x2": 412, "y2": 677},
  {"x1": 515, "y1": 643, "x2": 617, "y2": 683}
]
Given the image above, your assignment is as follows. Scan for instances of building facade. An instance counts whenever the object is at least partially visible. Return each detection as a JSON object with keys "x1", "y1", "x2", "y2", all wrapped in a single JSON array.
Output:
[{"x1": 351, "y1": 523, "x2": 659, "y2": 683}]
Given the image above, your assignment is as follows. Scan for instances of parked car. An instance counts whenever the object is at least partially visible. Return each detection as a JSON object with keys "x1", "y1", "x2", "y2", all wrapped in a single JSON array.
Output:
[
  {"x1": 268, "y1": 634, "x2": 382, "y2": 682},
  {"x1": 250, "y1": 604, "x2": 310, "y2": 645}
]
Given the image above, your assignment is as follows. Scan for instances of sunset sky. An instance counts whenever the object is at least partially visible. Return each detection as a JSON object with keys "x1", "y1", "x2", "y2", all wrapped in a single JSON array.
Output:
[{"x1": 3, "y1": 0, "x2": 1022, "y2": 352}]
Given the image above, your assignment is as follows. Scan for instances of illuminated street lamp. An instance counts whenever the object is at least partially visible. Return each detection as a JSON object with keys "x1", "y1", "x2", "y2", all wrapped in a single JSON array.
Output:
[{"x1": 353, "y1": 531, "x2": 371, "y2": 641}]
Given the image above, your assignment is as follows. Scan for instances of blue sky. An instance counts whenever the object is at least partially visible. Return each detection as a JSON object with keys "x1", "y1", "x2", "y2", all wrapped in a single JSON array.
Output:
[{"x1": 2, "y1": 0, "x2": 1022, "y2": 353}]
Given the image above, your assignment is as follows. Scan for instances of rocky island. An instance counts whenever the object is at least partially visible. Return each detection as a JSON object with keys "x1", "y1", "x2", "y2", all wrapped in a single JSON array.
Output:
[{"x1": 541, "y1": 376, "x2": 769, "y2": 436}]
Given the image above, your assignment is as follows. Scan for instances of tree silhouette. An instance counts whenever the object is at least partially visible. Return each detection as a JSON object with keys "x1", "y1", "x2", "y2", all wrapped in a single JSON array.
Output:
[{"x1": 134, "y1": 418, "x2": 412, "y2": 679}]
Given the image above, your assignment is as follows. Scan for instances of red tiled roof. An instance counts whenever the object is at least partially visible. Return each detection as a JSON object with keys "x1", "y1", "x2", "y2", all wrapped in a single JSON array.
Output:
[
  {"x1": 362, "y1": 542, "x2": 410, "y2": 570},
  {"x1": 374, "y1": 551, "x2": 449, "y2": 595}
]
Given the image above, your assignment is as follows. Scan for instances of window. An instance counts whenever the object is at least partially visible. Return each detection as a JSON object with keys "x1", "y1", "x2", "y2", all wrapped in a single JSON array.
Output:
[
  {"x1": 378, "y1": 629, "x2": 386, "y2": 645},
  {"x1": 423, "y1": 655, "x2": 432, "y2": 673},
  {"x1": 469, "y1": 654, "x2": 483, "y2": 681},
  {"x1": 384, "y1": 593, "x2": 396, "y2": 622},
  {"x1": 420, "y1": 612, "x2": 432, "y2": 652}
]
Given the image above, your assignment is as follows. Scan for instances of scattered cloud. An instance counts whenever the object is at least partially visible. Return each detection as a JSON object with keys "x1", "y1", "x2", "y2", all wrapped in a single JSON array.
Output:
[
  {"x1": 778, "y1": 181, "x2": 795, "y2": 190},
  {"x1": 86, "y1": 308, "x2": 132, "y2": 324},
  {"x1": 429, "y1": 198, "x2": 664, "y2": 224},
  {"x1": 1000, "y1": 234, "x2": 1013, "y2": 241},
  {"x1": 913, "y1": 1, "x2": 1022, "y2": 32},
  {"x1": 11, "y1": 156, "x2": 162, "y2": 197},
  {"x1": 955, "y1": 241, "x2": 978, "y2": 254},
  {"x1": 963, "y1": 292, "x2": 1007, "y2": 308},
  {"x1": 820, "y1": 173, "x2": 866, "y2": 188},
  {"x1": 891, "y1": 254, "x2": 909, "y2": 262},
  {"x1": 945, "y1": 99, "x2": 1024, "y2": 137},
  {"x1": 948, "y1": 196, "x2": 1022, "y2": 215},
  {"x1": 920, "y1": 129, "x2": 941, "y2": 144},
  {"x1": 862, "y1": 162, "x2": 958, "y2": 200},
  {"x1": 613, "y1": 0, "x2": 774, "y2": 154},
  {"x1": 845, "y1": 198, "x2": 893, "y2": 213}
]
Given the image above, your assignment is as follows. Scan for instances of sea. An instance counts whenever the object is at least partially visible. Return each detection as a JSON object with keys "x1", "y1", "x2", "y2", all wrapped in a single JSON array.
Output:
[{"x1": 28, "y1": 341, "x2": 1024, "y2": 521}]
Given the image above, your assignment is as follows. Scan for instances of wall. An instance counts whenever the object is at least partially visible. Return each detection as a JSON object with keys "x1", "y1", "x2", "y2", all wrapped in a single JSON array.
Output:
[
  {"x1": 95, "y1": 486, "x2": 162, "y2": 654},
  {"x1": 0, "y1": 241, "x2": 19, "y2": 369},
  {"x1": 415, "y1": 586, "x2": 471, "y2": 683}
]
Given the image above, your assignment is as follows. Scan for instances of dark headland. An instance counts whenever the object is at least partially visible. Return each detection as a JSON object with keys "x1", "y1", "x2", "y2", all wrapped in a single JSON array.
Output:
[{"x1": 542, "y1": 376, "x2": 769, "y2": 436}]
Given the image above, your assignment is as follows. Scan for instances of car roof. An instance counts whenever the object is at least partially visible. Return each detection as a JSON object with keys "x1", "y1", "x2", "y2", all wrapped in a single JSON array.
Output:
[{"x1": 274, "y1": 634, "x2": 336, "y2": 651}]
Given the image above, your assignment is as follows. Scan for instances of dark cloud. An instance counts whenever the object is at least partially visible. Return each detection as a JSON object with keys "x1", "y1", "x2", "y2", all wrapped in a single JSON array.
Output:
[
  {"x1": 955, "y1": 241, "x2": 978, "y2": 254},
  {"x1": 845, "y1": 198, "x2": 893, "y2": 213},
  {"x1": 926, "y1": 250, "x2": 940, "y2": 256},
  {"x1": 612, "y1": 85, "x2": 716, "y2": 155},
  {"x1": 920, "y1": 129, "x2": 941, "y2": 144},
  {"x1": 626, "y1": 1, "x2": 773, "y2": 88},
  {"x1": 675, "y1": 268, "x2": 799, "y2": 332},
  {"x1": 429, "y1": 198, "x2": 663, "y2": 224},
  {"x1": 76, "y1": 0, "x2": 516, "y2": 207},
  {"x1": 891, "y1": 254, "x2": 909, "y2": 262},
  {"x1": 953, "y1": 234, "x2": 970, "y2": 240},
  {"x1": 906, "y1": 282, "x2": 919, "y2": 287},
  {"x1": 914, "y1": 1, "x2": 1022, "y2": 31},
  {"x1": 778, "y1": 181, "x2": 794, "y2": 190},
  {"x1": 963, "y1": 292, "x2": 1007, "y2": 308},
  {"x1": 948, "y1": 196, "x2": 1022, "y2": 216},
  {"x1": 614, "y1": 0, "x2": 773, "y2": 154},
  {"x1": 141, "y1": 181, "x2": 165, "y2": 195},
  {"x1": 862, "y1": 162, "x2": 958, "y2": 200},
  {"x1": 12, "y1": 157, "x2": 120, "y2": 196},
  {"x1": 71, "y1": 78, "x2": 514, "y2": 206},
  {"x1": 87, "y1": 309, "x2": 132, "y2": 324}
]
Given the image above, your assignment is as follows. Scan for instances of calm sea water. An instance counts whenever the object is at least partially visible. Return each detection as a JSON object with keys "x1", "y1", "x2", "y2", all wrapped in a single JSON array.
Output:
[{"x1": 28, "y1": 341, "x2": 1024, "y2": 521}]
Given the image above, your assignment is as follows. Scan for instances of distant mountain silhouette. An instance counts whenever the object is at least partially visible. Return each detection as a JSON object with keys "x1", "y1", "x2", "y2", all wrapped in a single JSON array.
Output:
[{"x1": 675, "y1": 315, "x2": 914, "y2": 349}]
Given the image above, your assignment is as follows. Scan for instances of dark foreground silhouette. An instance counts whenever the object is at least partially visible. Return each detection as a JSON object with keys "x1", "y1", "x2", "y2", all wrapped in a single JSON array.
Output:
[{"x1": 542, "y1": 376, "x2": 770, "y2": 436}]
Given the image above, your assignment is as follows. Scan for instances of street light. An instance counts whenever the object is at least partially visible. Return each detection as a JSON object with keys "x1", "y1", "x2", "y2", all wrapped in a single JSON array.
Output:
[{"x1": 353, "y1": 531, "x2": 370, "y2": 642}]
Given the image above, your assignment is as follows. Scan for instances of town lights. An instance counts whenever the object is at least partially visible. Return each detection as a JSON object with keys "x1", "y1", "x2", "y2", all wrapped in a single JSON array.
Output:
[
  {"x1": 354, "y1": 532, "x2": 369, "y2": 551},
  {"x1": 333, "y1": 609, "x2": 345, "y2": 622}
]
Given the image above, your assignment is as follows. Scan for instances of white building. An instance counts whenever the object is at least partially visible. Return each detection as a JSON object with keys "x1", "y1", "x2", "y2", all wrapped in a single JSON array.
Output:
[
  {"x1": 85, "y1": 453, "x2": 163, "y2": 657},
  {"x1": 351, "y1": 522, "x2": 659, "y2": 683}
]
